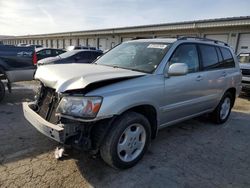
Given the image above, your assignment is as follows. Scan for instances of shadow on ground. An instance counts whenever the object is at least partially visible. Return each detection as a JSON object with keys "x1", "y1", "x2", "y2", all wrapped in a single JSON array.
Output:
[
  {"x1": 72, "y1": 111, "x2": 250, "y2": 188},
  {"x1": 0, "y1": 84, "x2": 57, "y2": 165},
  {"x1": 1, "y1": 83, "x2": 250, "y2": 187}
]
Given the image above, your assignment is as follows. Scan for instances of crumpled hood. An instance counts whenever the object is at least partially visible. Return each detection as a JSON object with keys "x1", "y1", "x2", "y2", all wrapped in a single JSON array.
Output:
[{"x1": 35, "y1": 63, "x2": 146, "y2": 92}]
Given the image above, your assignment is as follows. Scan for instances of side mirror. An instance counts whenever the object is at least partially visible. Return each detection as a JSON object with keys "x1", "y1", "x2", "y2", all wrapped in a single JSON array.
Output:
[{"x1": 167, "y1": 63, "x2": 188, "y2": 76}]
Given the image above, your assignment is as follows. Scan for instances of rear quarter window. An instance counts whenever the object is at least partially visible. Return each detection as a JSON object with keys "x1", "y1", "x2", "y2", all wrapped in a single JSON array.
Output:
[{"x1": 220, "y1": 47, "x2": 235, "y2": 68}]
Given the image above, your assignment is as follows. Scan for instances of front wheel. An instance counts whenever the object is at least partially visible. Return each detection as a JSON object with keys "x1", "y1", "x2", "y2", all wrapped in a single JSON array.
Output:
[
  {"x1": 0, "y1": 80, "x2": 5, "y2": 102},
  {"x1": 100, "y1": 112, "x2": 151, "y2": 169},
  {"x1": 211, "y1": 92, "x2": 233, "y2": 124}
]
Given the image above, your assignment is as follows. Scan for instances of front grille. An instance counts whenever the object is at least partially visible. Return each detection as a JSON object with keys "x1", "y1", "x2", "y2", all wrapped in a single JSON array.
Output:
[
  {"x1": 242, "y1": 80, "x2": 250, "y2": 84},
  {"x1": 36, "y1": 86, "x2": 60, "y2": 124},
  {"x1": 241, "y1": 69, "x2": 250, "y2": 76}
]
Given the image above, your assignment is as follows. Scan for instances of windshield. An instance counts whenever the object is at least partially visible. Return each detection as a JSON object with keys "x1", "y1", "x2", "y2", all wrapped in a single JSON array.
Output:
[
  {"x1": 59, "y1": 50, "x2": 79, "y2": 58},
  {"x1": 238, "y1": 53, "x2": 250, "y2": 64},
  {"x1": 95, "y1": 42, "x2": 170, "y2": 73}
]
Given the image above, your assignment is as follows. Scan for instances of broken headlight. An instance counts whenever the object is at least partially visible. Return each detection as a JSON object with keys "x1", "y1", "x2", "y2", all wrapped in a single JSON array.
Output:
[{"x1": 56, "y1": 96, "x2": 102, "y2": 119}]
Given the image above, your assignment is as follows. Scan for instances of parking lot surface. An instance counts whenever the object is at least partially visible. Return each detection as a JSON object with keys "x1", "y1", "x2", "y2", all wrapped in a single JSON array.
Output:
[{"x1": 0, "y1": 81, "x2": 250, "y2": 188}]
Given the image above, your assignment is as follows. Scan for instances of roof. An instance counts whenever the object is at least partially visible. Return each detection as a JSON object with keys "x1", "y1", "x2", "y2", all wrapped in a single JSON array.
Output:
[
  {"x1": 4, "y1": 16, "x2": 250, "y2": 39},
  {"x1": 129, "y1": 37, "x2": 231, "y2": 48},
  {"x1": 127, "y1": 38, "x2": 177, "y2": 43}
]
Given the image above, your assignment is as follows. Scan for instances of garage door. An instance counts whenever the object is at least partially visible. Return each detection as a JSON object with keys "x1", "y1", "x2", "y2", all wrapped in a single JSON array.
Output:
[
  {"x1": 205, "y1": 34, "x2": 229, "y2": 43},
  {"x1": 237, "y1": 33, "x2": 250, "y2": 54},
  {"x1": 98, "y1": 38, "x2": 107, "y2": 51},
  {"x1": 122, "y1": 37, "x2": 133, "y2": 42},
  {"x1": 48, "y1": 40, "x2": 53, "y2": 48},
  {"x1": 88, "y1": 38, "x2": 96, "y2": 47},
  {"x1": 71, "y1": 39, "x2": 77, "y2": 46},
  {"x1": 79, "y1": 38, "x2": 86, "y2": 46},
  {"x1": 53, "y1": 40, "x2": 57, "y2": 48},
  {"x1": 58, "y1": 39, "x2": 64, "y2": 49},
  {"x1": 64, "y1": 39, "x2": 70, "y2": 48}
]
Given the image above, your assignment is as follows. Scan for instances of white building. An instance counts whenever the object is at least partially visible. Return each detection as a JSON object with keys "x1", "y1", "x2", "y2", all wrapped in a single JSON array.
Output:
[{"x1": 3, "y1": 16, "x2": 250, "y2": 53}]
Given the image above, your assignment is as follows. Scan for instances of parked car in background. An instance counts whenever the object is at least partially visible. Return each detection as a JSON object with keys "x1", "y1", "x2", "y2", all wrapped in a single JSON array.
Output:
[
  {"x1": 238, "y1": 52, "x2": 250, "y2": 91},
  {"x1": 37, "y1": 49, "x2": 103, "y2": 66},
  {"x1": 36, "y1": 48, "x2": 66, "y2": 61},
  {"x1": 23, "y1": 37, "x2": 241, "y2": 169},
  {"x1": 26, "y1": 44, "x2": 43, "y2": 48},
  {"x1": 66, "y1": 45, "x2": 100, "y2": 51},
  {"x1": 17, "y1": 43, "x2": 28, "y2": 47},
  {"x1": 0, "y1": 44, "x2": 37, "y2": 102}
]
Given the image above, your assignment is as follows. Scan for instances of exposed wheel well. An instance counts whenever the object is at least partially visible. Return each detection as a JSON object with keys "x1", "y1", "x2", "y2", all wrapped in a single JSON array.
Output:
[
  {"x1": 123, "y1": 105, "x2": 158, "y2": 139},
  {"x1": 225, "y1": 88, "x2": 236, "y2": 106}
]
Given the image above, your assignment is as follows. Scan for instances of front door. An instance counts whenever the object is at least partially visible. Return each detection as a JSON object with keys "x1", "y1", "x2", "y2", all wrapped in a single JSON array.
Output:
[{"x1": 160, "y1": 44, "x2": 208, "y2": 125}]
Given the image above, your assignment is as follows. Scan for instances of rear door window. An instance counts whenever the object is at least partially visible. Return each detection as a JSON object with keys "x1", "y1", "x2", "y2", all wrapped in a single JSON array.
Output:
[
  {"x1": 220, "y1": 47, "x2": 235, "y2": 68},
  {"x1": 54, "y1": 50, "x2": 63, "y2": 56},
  {"x1": 45, "y1": 50, "x2": 52, "y2": 55},
  {"x1": 199, "y1": 45, "x2": 220, "y2": 70}
]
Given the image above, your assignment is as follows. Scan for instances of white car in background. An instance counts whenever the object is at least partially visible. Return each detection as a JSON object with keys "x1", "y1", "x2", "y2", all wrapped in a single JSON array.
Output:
[{"x1": 238, "y1": 52, "x2": 250, "y2": 91}]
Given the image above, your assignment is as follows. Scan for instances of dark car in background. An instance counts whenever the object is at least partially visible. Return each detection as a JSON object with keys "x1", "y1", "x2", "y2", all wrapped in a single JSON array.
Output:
[
  {"x1": 38, "y1": 49, "x2": 103, "y2": 66},
  {"x1": 0, "y1": 44, "x2": 37, "y2": 101},
  {"x1": 27, "y1": 44, "x2": 43, "y2": 48},
  {"x1": 238, "y1": 52, "x2": 250, "y2": 91},
  {"x1": 36, "y1": 48, "x2": 66, "y2": 61},
  {"x1": 66, "y1": 45, "x2": 98, "y2": 51}
]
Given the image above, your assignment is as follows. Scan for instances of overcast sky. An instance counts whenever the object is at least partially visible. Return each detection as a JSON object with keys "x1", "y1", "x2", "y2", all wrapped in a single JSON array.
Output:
[{"x1": 0, "y1": 0, "x2": 249, "y2": 36}]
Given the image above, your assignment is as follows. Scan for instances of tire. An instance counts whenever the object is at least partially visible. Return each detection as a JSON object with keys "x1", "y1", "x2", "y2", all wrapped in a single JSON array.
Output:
[
  {"x1": 100, "y1": 111, "x2": 151, "y2": 169},
  {"x1": 0, "y1": 80, "x2": 5, "y2": 102},
  {"x1": 211, "y1": 92, "x2": 233, "y2": 124}
]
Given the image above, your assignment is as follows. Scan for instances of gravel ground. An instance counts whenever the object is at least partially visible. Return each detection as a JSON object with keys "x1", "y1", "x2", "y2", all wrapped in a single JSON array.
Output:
[{"x1": 0, "y1": 82, "x2": 250, "y2": 188}]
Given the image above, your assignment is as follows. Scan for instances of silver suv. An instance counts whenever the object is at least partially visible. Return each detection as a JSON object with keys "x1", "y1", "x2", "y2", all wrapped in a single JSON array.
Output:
[
  {"x1": 23, "y1": 37, "x2": 242, "y2": 169},
  {"x1": 238, "y1": 52, "x2": 250, "y2": 91}
]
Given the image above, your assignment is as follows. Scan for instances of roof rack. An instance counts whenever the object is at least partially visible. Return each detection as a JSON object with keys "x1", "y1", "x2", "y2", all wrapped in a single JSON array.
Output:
[{"x1": 178, "y1": 36, "x2": 229, "y2": 46}]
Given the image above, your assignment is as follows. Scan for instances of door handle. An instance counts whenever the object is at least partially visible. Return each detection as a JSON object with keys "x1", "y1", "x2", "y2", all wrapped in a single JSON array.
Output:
[
  {"x1": 222, "y1": 71, "x2": 227, "y2": 77},
  {"x1": 196, "y1": 75, "x2": 203, "y2": 81}
]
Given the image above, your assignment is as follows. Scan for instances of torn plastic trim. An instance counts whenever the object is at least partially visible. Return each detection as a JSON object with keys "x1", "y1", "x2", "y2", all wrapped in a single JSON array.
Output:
[{"x1": 56, "y1": 113, "x2": 114, "y2": 123}]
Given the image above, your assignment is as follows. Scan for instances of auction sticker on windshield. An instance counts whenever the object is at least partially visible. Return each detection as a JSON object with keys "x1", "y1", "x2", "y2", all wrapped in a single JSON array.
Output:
[{"x1": 147, "y1": 44, "x2": 167, "y2": 49}]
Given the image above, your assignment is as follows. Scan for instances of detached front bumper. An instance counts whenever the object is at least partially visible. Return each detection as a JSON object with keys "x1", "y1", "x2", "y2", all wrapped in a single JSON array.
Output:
[{"x1": 23, "y1": 102, "x2": 65, "y2": 143}]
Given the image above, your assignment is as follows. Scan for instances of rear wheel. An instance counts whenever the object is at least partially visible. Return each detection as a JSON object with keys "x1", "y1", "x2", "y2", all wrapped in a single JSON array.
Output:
[
  {"x1": 0, "y1": 80, "x2": 5, "y2": 102},
  {"x1": 100, "y1": 112, "x2": 151, "y2": 169},
  {"x1": 211, "y1": 92, "x2": 233, "y2": 124}
]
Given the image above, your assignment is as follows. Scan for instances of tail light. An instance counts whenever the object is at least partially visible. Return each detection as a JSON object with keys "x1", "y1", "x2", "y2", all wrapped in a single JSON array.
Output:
[{"x1": 32, "y1": 52, "x2": 37, "y2": 66}]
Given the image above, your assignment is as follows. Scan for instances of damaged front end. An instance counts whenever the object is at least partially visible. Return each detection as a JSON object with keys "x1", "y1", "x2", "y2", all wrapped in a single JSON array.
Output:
[
  {"x1": 23, "y1": 83, "x2": 114, "y2": 151},
  {"x1": 23, "y1": 63, "x2": 146, "y2": 151}
]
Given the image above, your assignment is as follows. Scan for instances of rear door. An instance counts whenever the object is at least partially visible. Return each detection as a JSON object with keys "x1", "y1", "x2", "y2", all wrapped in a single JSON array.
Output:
[{"x1": 198, "y1": 44, "x2": 228, "y2": 108}]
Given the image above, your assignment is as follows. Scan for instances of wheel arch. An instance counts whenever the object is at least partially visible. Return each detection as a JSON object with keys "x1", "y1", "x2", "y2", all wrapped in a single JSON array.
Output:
[
  {"x1": 225, "y1": 87, "x2": 236, "y2": 106},
  {"x1": 120, "y1": 104, "x2": 158, "y2": 139}
]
